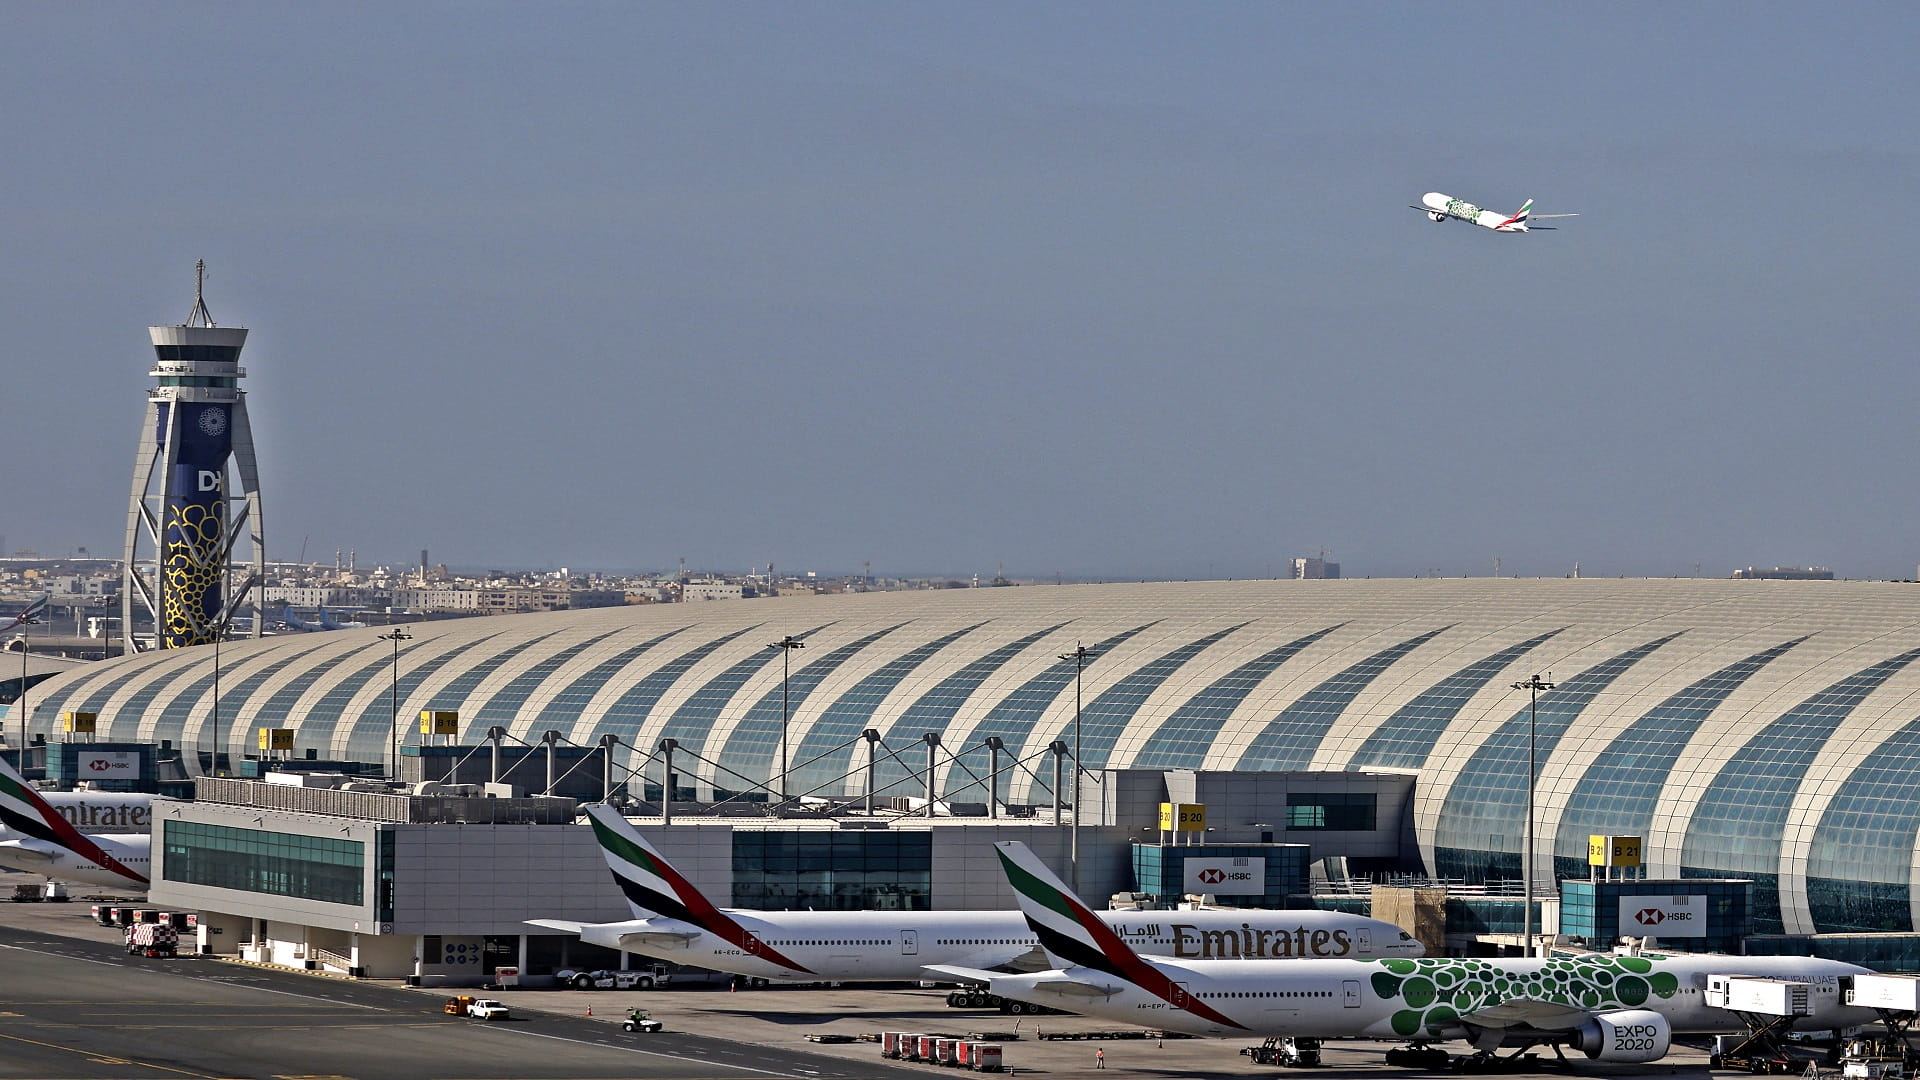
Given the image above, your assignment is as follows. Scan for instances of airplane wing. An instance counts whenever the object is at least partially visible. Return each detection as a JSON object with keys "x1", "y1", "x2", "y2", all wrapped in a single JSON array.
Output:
[
  {"x1": 616, "y1": 929, "x2": 702, "y2": 949},
  {"x1": 1529, "y1": 213, "x2": 1579, "y2": 218},
  {"x1": 525, "y1": 918, "x2": 583, "y2": 935},
  {"x1": 922, "y1": 963, "x2": 1129, "y2": 999},
  {"x1": 1456, "y1": 997, "x2": 1596, "y2": 1032},
  {"x1": 0, "y1": 839, "x2": 58, "y2": 864},
  {"x1": 922, "y1": 964, "x2": 1000, "y2": 984},
  {"x1": 527, "y1": 916, "x2": 701, "y2": 949},
  {"x1": 1030, "y1": 969, "x2": 1133, "y2": 999}
]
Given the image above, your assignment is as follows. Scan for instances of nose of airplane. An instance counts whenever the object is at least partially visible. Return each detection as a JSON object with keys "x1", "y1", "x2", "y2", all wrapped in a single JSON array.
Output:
[{"x1": 1422, "y1": 193, "x2": 1449, "y2": 210}]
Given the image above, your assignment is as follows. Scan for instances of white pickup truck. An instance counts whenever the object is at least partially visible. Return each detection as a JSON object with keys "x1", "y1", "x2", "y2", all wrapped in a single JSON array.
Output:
[{"x1": 465, "y1": 998, "x2": 510, "y2": 1021}]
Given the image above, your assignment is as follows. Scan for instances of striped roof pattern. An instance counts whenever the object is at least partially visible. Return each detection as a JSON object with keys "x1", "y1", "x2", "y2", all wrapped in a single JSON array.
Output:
[{"x1": 26, "y1": 578, "x2": 1920, "y2": 934}]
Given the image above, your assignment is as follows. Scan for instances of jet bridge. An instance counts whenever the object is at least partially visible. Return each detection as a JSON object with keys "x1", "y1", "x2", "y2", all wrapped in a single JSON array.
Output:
[{"x1": 1708, "y1": 976, "x2": 1817, "y2": 1074}]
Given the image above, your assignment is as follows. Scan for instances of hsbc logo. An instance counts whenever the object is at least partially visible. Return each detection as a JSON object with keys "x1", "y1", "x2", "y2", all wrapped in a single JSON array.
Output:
[
  {"x1": 78, "y1": 754, "x2": 138, "y2": 775},
  {"x1": 1183, "y1": 858, "x2": 1264, "y2": 895},
  {"x1": 1621, "y1": 895, "x2": 1705, "y2": 936},
  {"x1": 1197, "y1": 868, "x2": 1252, "y2": 883}
]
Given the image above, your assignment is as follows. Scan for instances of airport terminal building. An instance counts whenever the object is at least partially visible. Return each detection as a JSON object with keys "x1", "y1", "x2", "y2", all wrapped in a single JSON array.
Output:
[{"x1": 21, "y1": 579, "x2": 1920, "y2": 976}]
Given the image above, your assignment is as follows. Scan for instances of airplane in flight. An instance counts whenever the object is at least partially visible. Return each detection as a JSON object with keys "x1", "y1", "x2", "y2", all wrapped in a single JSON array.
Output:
[
  {"x1": 278, "y1": 605, "x2": 366, "y2": 632},
  {"x1": 929, "y1": 841, "x2": 1873, "y2": 1069},
  {"x1": 0, "y1": 756, "x2": 151, "y2": 890},
  {"x1": 1412, "y1": 192, "x2": 1577, "y2": 232},
  {"x1": 527, "y1": 805, "x2": 1423, "y2": 985}
]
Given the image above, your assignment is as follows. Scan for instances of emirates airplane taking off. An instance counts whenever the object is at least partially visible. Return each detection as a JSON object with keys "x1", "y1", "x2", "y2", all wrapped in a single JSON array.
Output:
[
  {"x1": 1412, "y1": 192, "x2": 1578, "y2": 232},
  {"x1": 929, "y1": 842, "x2": 1873, "y2": 1069},
  {"x1": 527, "y1": 805, "x2": 1422, "y2": 984},
  {"x1": 0, "y1": 756, "x2": 151, "y2": 891}
]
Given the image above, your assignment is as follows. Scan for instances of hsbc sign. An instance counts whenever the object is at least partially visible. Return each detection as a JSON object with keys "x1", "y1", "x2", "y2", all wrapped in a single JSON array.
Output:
[
  {"x1": 1618, "y1": 895, "x2": 1706, "y2": 938},
  {"x1": 76, "y1": 751, "x2": 141, "y2": 777},
  {"x1": 1182, "y1": 856, "x2": 1266, "y2": 896}
]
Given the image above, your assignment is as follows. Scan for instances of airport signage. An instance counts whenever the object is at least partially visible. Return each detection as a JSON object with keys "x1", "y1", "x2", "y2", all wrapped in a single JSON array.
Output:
[
  {"x1": 76, "y1": 751, "x2": 140, "y2": 777},
  {"x1": 1158, "y1": 802, "x2": 1206, "y2": 832},
  {"x1": 1182, "y1": 856, "x2": 1265, "y2": 895},
  {"x1": 1588, "y1": 834, "x2": 1643, "y2": 867},
  {"x1": 1620, "y1": 895, "x2": 1706, "y2": 938}
]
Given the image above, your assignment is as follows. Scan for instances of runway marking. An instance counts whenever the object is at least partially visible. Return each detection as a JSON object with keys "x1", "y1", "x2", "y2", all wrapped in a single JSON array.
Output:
[
  {"x1": 509, "y1": 1028, "x2": 798, "y2": 1075},
  {"x1": 0, "y1": 941, "x2": 383, "y2": 1010},
  {"x1": 0, "y1": 1028, "x2": 227, "y2": 1078},
  {"x1": 0, "y1": 942, "x2": 124, "y2": 968}
]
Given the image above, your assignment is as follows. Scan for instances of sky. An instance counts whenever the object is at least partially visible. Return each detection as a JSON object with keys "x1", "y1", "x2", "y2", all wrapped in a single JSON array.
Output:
[{"x1": 2, "y1": 3, "x2": 1916, "y2": 582}]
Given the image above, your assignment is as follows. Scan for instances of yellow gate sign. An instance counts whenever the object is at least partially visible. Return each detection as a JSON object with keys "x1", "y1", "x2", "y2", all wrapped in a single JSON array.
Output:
[
  {"x1": 419, "y1": 710, "x2": 460, "y2": 735},
  {"x1": 257, "y1": 727, "x2": 294, "y2": 751},
  {"x1": 1588, "y1": 835, "x2": 1643, "y2": 867},
  {"x1": 1158, "y1": 802, "x2": 1207, "y2": 832}
]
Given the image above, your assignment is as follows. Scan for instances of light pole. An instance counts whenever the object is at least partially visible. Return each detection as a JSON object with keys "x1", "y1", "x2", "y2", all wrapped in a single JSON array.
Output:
[
  {"x1": 210, "y1": 626, "x2": 222, "y2": 776},
  {"x1": 381, "y1": 628, "x2": 413, "y2": 778},
  {"x1": 767, "y1": 636, "x2": 804, "y2": 802},
  {"x1": 9, "y1": 595, "x2": 46, "y2": 770},
  {"x1": 1059, "y1": 643, "x2": 1094, "y2": 895},
  {"x1": 14, "y1": 634, "x2": 26, "y2": 769},
  {"x1": 1511, "y1": 673, "x2": 1554, "y2": 958}
]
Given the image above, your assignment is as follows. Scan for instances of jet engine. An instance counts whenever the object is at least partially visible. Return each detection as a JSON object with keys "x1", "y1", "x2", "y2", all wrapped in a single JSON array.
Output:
[
  {"x1": 1567, "y1": 1009, "x2": 1670, "y2": 1063},
  {"x1": 1427, "y1": 211, "x2": 1446, "y2": 222}
]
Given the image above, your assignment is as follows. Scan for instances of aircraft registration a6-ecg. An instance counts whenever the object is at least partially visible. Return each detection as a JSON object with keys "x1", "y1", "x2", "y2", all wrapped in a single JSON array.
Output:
[{"x1": 1413, "y1": 192, "x2": 1578, "y2": 232}]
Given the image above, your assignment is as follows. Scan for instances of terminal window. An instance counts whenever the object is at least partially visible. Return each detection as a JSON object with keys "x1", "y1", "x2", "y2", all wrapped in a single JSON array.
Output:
[
  {"x1": 732, "y1": 830, "x2": 932, "y2": 911},
  {"x1": 1286, "y1": 792, "x2": 1377, "y2": 832},
  {"x1": 163, "y1": 821, "x2": 365, "y2": 905}
]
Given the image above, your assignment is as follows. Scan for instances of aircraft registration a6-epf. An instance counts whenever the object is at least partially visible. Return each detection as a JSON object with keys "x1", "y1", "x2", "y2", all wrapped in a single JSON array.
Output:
[
  {"x1": 928, "y1": 841, "x2": 1875, "y2": 1070},
  {"x1": 1413, "y1": 192, "x2": 1577, "y2": 232},
  {"x1": 527, "y1": 804, "x2": 1421, "y2": 985}
]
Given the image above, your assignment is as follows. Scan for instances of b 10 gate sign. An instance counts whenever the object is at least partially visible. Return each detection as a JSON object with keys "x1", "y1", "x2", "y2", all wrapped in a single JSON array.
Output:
[
  {"x1": 1182, "y1": 856, "x2": 1265, "y2": 895},
  {"x1": 1619, "y1": 895, "x2": 1706, "y2": 938}
]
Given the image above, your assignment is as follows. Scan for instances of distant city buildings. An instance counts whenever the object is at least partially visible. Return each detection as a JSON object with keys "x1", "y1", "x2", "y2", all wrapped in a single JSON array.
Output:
[
  {"x1": 1732, "y1": 566, "x2": 1835, "y2": 580},
  {"x1": 1292, "y1": 556, "x2": 1341, "y2": 580}
]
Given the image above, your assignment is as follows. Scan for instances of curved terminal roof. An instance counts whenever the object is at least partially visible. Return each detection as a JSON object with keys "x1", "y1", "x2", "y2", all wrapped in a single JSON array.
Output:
[{"x1": 26, "y1": 578, "x2": 1920, "y2": 935}]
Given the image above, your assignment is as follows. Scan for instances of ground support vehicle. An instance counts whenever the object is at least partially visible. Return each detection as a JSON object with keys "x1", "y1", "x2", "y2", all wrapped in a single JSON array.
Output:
[
  {"x1": 622, "y1": 1008, "x2": 663, "y2": 1033},
  {"x1": 125, "y1": 923, "x2": 178, "y2": 958},
  {"x1": 442, "y1": 995, "x2": 509, "y2": 1020},
  {"x1": 966, "y1": 1043, "x2": 1003, "y2": 1072},
  {"x1": 1707, "y1": 977, "x2": 1833, "y2": 1074},
  {"x1": 557, "y1": 966, "x2": 671, "y2": 990},
  {"x1": 464, "y1": 998, "x2": 510, "y2": 1020},
  {"x1": 1243, "y1": 1037, "x2": 1322, "y2": 1067}
]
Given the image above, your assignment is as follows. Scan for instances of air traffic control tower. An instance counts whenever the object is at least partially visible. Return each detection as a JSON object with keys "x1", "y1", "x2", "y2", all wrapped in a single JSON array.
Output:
[{"x1": 121, "y1": 263, "x2": 266, "y2": 652}]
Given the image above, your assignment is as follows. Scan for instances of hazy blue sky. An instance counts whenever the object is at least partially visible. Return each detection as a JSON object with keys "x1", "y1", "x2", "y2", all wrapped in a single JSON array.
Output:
[{"x1": 3, "y1": 3, "x2": 1916, "y2": 581}]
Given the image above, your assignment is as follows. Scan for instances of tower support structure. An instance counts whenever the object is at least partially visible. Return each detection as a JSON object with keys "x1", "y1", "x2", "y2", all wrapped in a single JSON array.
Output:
[{"x1": 121, "y1": 263, "x2": 265, "y2": 653}]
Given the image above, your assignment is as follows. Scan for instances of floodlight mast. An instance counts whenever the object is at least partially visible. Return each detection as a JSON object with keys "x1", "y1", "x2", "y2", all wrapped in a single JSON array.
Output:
[{"x1": 1511, "y1": 673, "x2": 1555, "y2": 957}]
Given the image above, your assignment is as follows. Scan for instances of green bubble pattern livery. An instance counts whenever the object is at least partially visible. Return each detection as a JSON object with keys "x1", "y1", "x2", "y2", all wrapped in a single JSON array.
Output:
[{"x1": 1370, "y1": 955, "x2": 1680, "y2": 1037}]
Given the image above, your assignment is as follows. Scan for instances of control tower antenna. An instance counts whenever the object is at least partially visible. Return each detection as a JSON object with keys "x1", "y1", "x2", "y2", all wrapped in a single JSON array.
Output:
[{"x1": 185, "y1": 259, "x2": 216, "y2": 328}]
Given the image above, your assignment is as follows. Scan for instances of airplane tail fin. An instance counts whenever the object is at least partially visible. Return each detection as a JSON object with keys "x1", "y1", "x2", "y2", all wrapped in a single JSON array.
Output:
[
  {"x1": 1514, "y1": 198, "x2": 1534, "y2": 221},
  {"x1": 992, "y1": 841, "x2": 1244, "y2": 1028},
  {"x1": 584, "y1": 804, "x2": 814, "y2": 974},
  {"x1": 0, "y1": 755, "x2": 149, "y2": 886}
]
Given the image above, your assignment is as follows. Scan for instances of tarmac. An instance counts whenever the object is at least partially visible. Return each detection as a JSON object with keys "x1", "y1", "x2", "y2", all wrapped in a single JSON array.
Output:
[{"x1": 0, "y1": 892, "x2": 1723, "y2": 1079}]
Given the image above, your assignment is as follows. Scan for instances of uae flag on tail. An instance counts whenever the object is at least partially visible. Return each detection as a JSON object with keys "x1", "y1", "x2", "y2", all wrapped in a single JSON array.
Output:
[{"x1": 5, "y1": 594, "x2": 47, "y2": 632}]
